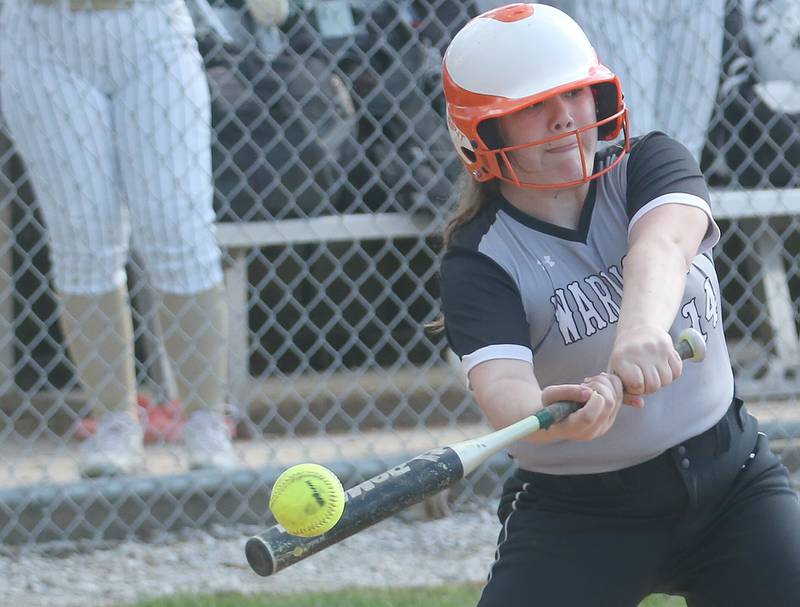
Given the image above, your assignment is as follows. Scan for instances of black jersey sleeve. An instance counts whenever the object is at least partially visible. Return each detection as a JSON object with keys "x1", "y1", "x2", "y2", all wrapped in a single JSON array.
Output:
[
  {"x1": 440, "y1": 246, "x2": 531, "y2": 359},
  {"x1": 625, "y1": 131, "x2": 711, "y2": 219}
]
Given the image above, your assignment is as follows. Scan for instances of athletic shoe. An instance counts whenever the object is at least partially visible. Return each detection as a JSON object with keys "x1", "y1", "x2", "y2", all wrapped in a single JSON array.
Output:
[
  {"x1": 184, "y1": 410, "x2": 238, "y2": 471},
  {"x1": 75, "y1": 395, "x2": 185, "y2": 444},
  {"x1": 75, "y1": 396, "x2": 237, "y2": 444},
  {"x1": 78, "y1": 411, "x2": 144, "y2": 478}
]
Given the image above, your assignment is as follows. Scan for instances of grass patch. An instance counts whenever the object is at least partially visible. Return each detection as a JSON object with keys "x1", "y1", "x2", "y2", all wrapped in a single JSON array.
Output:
[{"x1": 126, "y1": 585, "x2": 687, "y2": 606}]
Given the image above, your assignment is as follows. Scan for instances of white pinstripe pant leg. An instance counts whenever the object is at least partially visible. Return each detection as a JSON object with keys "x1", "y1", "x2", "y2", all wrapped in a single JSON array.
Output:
[
  {"x1": 0, "y1": 3, "x2": 129, "y2": 294},
  {"x1": 658, "y1": 0, "x2": 726, "y2": 161},
  {"x1": 112, "y1": 1, "x2": 221, "y2": 295}
]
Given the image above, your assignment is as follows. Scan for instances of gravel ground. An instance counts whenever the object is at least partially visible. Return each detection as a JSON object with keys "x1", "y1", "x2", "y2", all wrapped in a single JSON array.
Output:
[{"x1": 0, "y1": 506, "x2": 499, "y2": 607}]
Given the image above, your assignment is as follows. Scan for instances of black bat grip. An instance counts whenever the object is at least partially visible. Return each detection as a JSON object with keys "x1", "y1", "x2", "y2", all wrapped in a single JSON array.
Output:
[{"x1": 535, "y1": 401, "x2": 582, "y2": 430}]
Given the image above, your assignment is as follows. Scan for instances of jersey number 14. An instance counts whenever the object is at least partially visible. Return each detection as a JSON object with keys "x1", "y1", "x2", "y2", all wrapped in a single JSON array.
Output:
[{"x1": 680, "y1": 277, "x2": 719, "y2": 340}]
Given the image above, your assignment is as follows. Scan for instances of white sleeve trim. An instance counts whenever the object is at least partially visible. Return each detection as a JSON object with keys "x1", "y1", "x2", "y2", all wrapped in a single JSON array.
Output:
[
  {"x1": 628, "y1": 193, "x2": 721, "y2": 254},
  {"x1": 461, "y1": 344, "x2": 533, "y2": 375}
]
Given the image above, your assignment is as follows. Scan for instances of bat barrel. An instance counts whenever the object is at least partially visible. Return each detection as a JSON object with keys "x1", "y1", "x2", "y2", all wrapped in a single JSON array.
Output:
[{"x1": 246, "y1": 446, "x2": 465, "y2": 576}]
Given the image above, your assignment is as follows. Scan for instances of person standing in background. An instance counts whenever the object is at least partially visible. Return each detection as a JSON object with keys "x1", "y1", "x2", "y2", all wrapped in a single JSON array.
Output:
[
  {"x1": 0, "y1": 0, "x2": 236, "y2": 477},
  {"x1": 437, "y1": 4, "x2": 800, "y2": 604},
  {"x1": 558, "y1": 0, "x2": 726, "y2": 161},
  {"x1": 526, "y1": 0, "x2": 727, "y2": 162}
]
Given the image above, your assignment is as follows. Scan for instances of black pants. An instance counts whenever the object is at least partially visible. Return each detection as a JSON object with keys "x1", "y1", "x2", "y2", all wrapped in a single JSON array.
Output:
[{"x1": 478, "y1": 399, "x2": 800, "y2": 607}]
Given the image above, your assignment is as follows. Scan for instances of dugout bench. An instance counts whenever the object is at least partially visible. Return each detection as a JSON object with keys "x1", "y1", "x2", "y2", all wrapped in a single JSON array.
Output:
[{"x1": 214, "y1": 212, "x2": 442, "y2": 412}]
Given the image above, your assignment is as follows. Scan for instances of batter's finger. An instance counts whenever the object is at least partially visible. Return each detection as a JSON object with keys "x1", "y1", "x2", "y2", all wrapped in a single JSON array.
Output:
[
  {"x1": 656, "y1": 362, "x2": 674, "y2": 388},
  {"x1": 668, "y1": 349, "x2": 684, "y2": 380},
  {"x1": 603, "y1": 372, "x2": 625, "y2": 398},
  {"x1": 585, "y1": 379, "x2": 615, "y2": 411},
  {"x1": 595, "y1": 372, "x2": 642, "y2": 408},
  {"x1": 623, "y1": 393, "x2": 645, "y2": 408},
  {"x1": 616, "y1": 363, "x2": 645, "y2": 395},
  {"x1": 570, "y1": 389, "x2": 605, "y2": 428},
  {"x1": 642, "y1": 367, "x2": 662, "y2": 394},
  {"x1": 541, "y1": 383, "x2": 593, "y2": 407}
]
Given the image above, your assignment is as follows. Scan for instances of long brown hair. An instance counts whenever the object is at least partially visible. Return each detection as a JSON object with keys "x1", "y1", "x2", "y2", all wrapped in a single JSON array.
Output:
[
  {"x1": 428, "y1": 173, "x2": 497, "y2": 333},
  {"x1": 441, "y1": 173, "x2": 497, "y2": 249}
]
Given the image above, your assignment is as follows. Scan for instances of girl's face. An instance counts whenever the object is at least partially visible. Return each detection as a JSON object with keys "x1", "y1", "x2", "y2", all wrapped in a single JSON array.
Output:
[{"x1": 495, "y1": 87, "x2": 599, "y2": 187}]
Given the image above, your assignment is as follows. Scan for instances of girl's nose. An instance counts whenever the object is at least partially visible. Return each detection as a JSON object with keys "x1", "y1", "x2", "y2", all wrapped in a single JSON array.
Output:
[{"x1": 549, "y1": 97, "x2": 575, "y2": 132}]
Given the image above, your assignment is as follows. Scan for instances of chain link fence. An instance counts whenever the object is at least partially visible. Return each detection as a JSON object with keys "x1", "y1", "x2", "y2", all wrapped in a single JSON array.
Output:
[{"x1": 0, "y1": 0, "x2": 799, "y2": 546}]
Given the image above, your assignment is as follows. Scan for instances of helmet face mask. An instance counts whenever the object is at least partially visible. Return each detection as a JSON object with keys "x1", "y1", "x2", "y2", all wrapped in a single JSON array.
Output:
[
  {"x1": 478, "y1": 100, "x2": 629, "y2": 189},
  {"x1": 443, "y1": 3, "x2": 630, "y2": 190}
]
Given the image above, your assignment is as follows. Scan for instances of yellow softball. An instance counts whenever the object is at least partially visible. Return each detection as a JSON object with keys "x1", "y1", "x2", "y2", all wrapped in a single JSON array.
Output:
[{"x1": 269, "y1": 463, "x2": 346, "y2": 537}]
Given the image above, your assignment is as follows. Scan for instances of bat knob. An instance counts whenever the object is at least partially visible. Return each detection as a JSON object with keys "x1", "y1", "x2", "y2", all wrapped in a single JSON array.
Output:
[{"x1": 677, "y1": 328, "x2": 706, "y2": 362}]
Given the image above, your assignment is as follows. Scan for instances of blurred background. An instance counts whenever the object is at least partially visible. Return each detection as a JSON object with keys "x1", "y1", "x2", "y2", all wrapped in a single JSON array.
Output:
[{"x1": 1, "y1": 0, "x2": 799, "y2": 549}]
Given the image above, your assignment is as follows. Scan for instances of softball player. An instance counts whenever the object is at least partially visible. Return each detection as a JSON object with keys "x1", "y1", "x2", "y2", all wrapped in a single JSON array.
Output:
[
  {"x1": 0, "y1": 0, "x2": 235, "y2": 476},
  {"x1": 438, "y1": 5, "x2": 800, "y2": 605}
]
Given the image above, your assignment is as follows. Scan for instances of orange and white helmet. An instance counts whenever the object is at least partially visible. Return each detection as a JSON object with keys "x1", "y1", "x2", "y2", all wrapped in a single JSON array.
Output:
[{"x1": 442, "y1": 3, "x2": 629, "y2": 189}]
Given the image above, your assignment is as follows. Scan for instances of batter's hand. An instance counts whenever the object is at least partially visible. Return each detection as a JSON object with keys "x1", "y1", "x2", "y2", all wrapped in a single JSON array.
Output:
[
  {"x1": 541, "y1": 372, "x2": 629, "y2": 442},
  {"x1": 608, "y1": 326, "x2": 683, "y2": 403}
]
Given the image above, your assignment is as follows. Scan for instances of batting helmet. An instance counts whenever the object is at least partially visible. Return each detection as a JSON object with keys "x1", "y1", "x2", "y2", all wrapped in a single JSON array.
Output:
[{"x1": 442, "y1": 3, "x2": 629, "y2": 189}]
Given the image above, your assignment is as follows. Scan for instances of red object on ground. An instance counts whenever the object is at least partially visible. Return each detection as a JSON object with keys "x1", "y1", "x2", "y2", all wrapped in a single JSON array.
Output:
[{"x1": 74, "y1": 395, "x2": 236, "y2": 443}]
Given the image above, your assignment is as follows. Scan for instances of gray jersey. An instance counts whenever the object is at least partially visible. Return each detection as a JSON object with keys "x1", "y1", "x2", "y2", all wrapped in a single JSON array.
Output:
[{"x1": 440, "y1": 132, "x2": 734, "y2": 474}]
